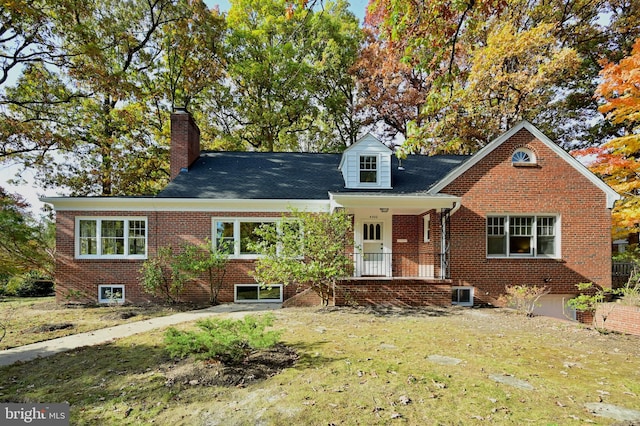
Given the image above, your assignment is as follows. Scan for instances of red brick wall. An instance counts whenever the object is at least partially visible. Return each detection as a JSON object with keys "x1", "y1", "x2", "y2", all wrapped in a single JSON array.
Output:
[
  {"x1": 282, "y1": 287, "x2": 324, "y2": 307},
  {"x1": 55, "y1": 210, "x2": 283, "y2": 305},
  {"x1": 55, "y1": 207, "x2": 452, "y2": 307},
  {"x1": 390, "y1": 212, "x2": 442, "y2": 278},
  {"x1": 170, "y1": 110, "x2": 201, "y2": 180},
  {"x1": 594, "y1": 303, "x2": 640, "y2": 336},
  {"x1": 55, "y1": 210, "x2": 159, "y2": 304},
  {"x1": 442, "y1": 128, "x2": 613, "y2": 306},
  {"x1": 334, "y1": 280, "x2": 451, "y2": 307}
]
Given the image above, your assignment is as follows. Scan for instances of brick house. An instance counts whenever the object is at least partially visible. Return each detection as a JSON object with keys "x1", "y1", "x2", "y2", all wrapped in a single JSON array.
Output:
[{"x1": 43, "y1": 110, "x2": 620, "y2": 319}]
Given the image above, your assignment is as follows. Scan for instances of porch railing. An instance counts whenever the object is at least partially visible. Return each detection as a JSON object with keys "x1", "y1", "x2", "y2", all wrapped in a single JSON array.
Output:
[{"x1": 349, "y1": 252, "x2": 449, "y2": 279}]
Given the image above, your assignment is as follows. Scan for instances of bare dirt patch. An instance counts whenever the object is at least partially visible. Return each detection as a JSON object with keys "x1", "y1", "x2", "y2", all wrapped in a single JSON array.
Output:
[
  {"x1": 27, "y1": 323, "x2": 74, "y2": 333},
  {"x1": 100, "y1": 311, "x2": 139, "y2": 321},
  {"x1": 162, "y1": 343, "x2": 298, "y2": 388}
]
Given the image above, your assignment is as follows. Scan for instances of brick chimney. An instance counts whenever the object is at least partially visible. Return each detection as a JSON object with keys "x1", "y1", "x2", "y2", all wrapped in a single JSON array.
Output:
[{"x1": 170, "y1": 108, "x2": 201, "y2": 180}]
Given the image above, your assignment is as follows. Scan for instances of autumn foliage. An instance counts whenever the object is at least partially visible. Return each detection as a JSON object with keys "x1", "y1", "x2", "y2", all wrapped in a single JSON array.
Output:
[{"x1": 573, "y1": 38, "x2": 640, "y2": 238}]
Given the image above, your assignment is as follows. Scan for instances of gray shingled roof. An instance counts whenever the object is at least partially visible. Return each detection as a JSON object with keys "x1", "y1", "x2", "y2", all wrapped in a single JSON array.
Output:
[{"x1": 156, "y1": 151, "x2": 469, "y2": 199}]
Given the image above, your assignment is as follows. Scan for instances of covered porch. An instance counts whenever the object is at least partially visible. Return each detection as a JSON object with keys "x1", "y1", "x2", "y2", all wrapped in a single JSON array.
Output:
[{"x1": 329, "y1": 192, "x2": 461, "y2": 280}]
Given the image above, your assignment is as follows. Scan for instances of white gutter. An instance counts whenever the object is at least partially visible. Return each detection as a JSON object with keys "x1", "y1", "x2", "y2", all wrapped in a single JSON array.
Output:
[{"x1": 40, "y1": 197, "x2": 331, "y2": 213}]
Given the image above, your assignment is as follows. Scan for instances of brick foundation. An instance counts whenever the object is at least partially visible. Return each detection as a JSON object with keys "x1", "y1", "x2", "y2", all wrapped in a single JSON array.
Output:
[
  {"x1": 282, "y1": 287, "x2": 324, "y2": 307},
  {"x1": 335, "y1": 279, "x2": 452, "y2": 307}
]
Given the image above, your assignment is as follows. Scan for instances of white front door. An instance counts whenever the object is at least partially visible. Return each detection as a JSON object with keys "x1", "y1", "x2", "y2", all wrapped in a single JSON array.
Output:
[{"x1": 362, "y1": 221, "x2": 386, "y2": 276}]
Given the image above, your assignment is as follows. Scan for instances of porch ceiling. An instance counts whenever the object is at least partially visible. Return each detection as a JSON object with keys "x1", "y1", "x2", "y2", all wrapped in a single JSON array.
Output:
[{"x1": 329, "y1": 192, "x2": 461, "y2": 215}]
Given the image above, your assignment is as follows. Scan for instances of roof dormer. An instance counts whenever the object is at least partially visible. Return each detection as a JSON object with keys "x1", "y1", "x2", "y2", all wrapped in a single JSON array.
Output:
[{"x1": 338, "y1": 133, "x2": 392, "y2": 189}]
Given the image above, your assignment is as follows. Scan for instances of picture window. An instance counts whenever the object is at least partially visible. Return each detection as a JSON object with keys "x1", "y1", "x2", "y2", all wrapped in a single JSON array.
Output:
[{"x1": 487, "y1": 215, "x2": 558, "y2": 258}]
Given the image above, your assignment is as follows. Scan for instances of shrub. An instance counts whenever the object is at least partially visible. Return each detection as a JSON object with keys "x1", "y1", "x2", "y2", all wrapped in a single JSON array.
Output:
[
  {"x1": 501, "y1": 285, "x2": 550, "y2": 317},
  {"x1": 140, "y1": 246, "x2": 189, "y2": 304},
  {"x1": 250, "y1": 208, "x2": 353, "y2": 306},
  {"x1": 567, "y1": 282, "x2": 607, "y2": 313},
  {"x1": 4, "y1": 276, "x2": 22, "y2": 296},
  {"x1": 16, "y1": 279, "x2": 54, "y2": 297},
  {"x1": 165, "y1": 314, "x2": 281, "y2": 364},
  {"x1": 567, "y1": 282, "x2": 618, "y2": 330},
  {"x1": 618, "y1": 267, "x2": 640, "y2": 307},
  {"x1": 3, "y1": 274, "x2": 53, "y2": 297},
  {"x1": 175, "y1": 239, "x2": 229, "y2": 306}
]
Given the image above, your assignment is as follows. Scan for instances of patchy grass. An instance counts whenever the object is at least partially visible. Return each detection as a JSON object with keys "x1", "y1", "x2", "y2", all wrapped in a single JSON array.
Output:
[
  {"x1": 0, "y1": 297, "x2": 187, "y2": 349},
  {"x1": 1, "y1": 306, "x2": 639, "y2": 425}
]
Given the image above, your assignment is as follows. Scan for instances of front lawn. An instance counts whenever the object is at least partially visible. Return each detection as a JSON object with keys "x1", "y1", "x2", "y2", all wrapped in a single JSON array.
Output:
[
  {"x1": 0, "y1": 297, "x2": 184, "y2": 349},
  {"x1": 1, "y1": 306, "x2": 639, "y2": 424}
]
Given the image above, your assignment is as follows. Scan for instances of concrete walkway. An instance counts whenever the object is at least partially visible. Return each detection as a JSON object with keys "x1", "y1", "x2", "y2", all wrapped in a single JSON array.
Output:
[{"x1": 0, "y1": 303, "x2": 281, "y2": 367}]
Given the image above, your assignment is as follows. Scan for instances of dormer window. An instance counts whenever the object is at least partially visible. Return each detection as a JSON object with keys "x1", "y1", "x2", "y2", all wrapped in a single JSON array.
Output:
[
  {"x1": 338, "y1": 133, "x2": 392, "y2": 189},
  {"x1": 359, "y1": 155, "x2": 377, "y2": 183}
]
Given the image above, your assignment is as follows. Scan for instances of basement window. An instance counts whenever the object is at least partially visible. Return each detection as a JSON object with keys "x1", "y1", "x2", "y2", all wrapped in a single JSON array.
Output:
[
  {"x1": 98, "y1": 285, "x2": 125, "y2": 304},
  {"x1": 452, "y1": 286, "x2": 473, "y2": 307},
  {"x1": 234, "y1": 284, "x2": 283, "y2": 303}
]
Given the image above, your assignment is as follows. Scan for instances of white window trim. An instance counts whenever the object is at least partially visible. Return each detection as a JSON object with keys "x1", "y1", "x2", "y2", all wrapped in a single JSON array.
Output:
[
  {"x1": 212, "y1": 217, "x2": 279, "y2": 259},
  {"x1": 75, "y1": 217, "x2": 148, "y2": 260},
  {"x1": 358, "y1": 153, "x2": 380, "y2": 187},
  {"x1": 452, "y1": 286, "x2": 474, "y2": 307},
  {"x1": 512, "y1": 148, "x2": 536, "y2": 166},
  {"x1": 423, "y1": 214, "x2": 430, "y2": 242},
  {"x1": 98, "y1": 285, "x2": 125, "y2": 304},
  {"x1": 486, "y1": 214, "x2": 561, "y2": 259},
  {"x1": 234, "y1": 284, "x2": 283, "y2": 303}
]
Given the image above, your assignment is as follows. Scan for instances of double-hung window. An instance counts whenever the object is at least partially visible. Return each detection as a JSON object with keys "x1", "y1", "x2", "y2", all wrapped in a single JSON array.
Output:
[
  {"x1": 359, "y1": 155, "x2": 377, "y2": 183},
  {"x1": 487, "y1": 215, "x2": 558, "y2": 258},
  {"x1": 76, "y1": 217, "x2": 147, "y2": 259}
]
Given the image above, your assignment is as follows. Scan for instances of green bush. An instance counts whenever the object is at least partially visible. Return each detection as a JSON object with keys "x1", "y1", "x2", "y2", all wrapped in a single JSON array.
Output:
[
  {"x1": 4, "y1": 276, "x2": 23, "y2": 296},
  {"x1": 3, "y1": 273, "x2": 54, "y2": 297},
  {"x1": 164, "y1": 314, "x2": 281, "y2": 363},
  {"x1": 16, "y1": 279, "x2": 54, "y2": 297},
  {"x1": 139, "y1": 246, "x2": 189, "y2": 304}
]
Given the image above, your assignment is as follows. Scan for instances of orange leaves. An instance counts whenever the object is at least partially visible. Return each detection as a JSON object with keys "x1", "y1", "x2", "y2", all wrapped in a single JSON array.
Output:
[
  {"x1": 284, "y1": 0, "x2": 309, "y2": 20},
  {"x1": 590, "y1": 38, "x2": 640, "y2": 236},
  {"x1": 596, "y1": 38, "x2": 640, "y2": 126}
]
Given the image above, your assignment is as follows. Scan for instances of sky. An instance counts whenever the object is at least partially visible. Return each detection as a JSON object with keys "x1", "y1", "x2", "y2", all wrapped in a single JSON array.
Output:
[{"x1": 0, "y1": 0, "x2": 371, "y2": 214}]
